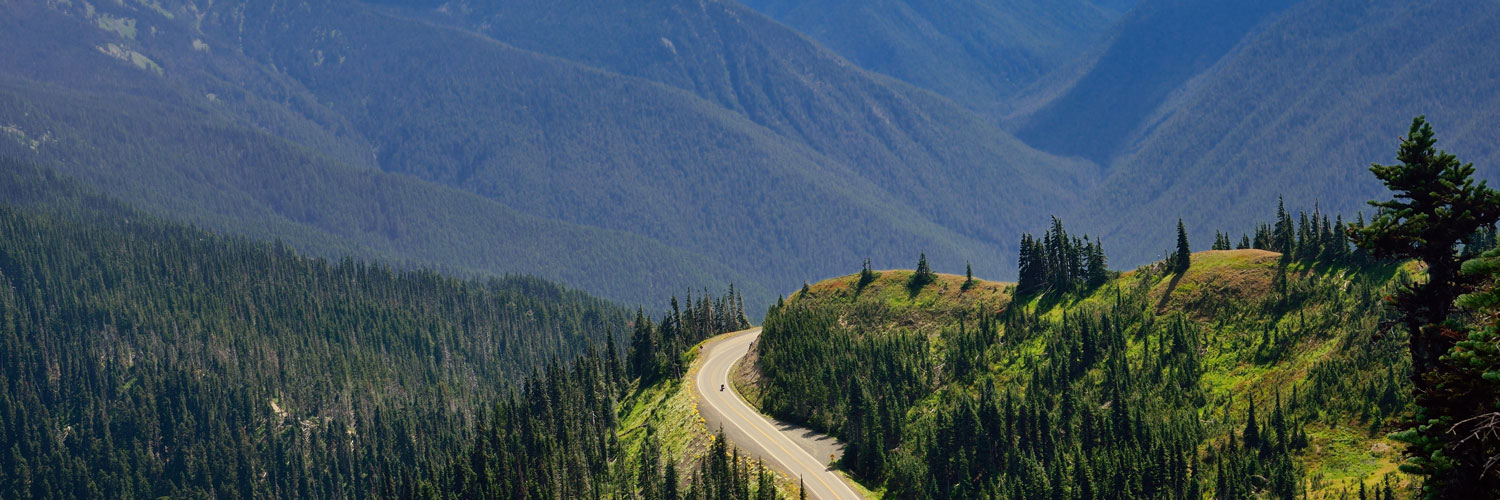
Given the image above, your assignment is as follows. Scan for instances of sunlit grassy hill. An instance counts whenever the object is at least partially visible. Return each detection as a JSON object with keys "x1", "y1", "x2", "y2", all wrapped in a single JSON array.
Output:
[{"x1": 750, "y1": 249, "x2": 1416, "y2": 498}]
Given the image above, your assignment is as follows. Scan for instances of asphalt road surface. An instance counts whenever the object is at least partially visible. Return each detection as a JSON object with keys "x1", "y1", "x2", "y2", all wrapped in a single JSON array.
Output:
[{"x1": 694, "y1": 328, "x2": 863, "y2": 500}]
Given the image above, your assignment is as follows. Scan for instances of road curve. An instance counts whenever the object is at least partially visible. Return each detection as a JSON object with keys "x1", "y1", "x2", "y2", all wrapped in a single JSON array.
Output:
[{"x1": 694, "y1": 328, "x2": 863, "y2": 500}]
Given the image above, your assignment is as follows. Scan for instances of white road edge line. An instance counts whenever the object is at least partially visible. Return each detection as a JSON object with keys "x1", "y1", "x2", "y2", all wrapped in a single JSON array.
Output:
[{"x1": 697, "y1": 330, "x2": 861, "y2": 500}]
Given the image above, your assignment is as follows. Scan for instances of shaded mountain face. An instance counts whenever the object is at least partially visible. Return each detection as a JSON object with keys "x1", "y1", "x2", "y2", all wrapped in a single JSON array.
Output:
[
  {"x1": 736, "y1": 0, "x2": 1121, "y2": 119},
  {"x1": 1012, "y1": 0, "x2": 1302, "y2": 165},
  {"x1": 392, "y1": 0, "x2": 1099, "y2": 245},
  {"x1": 5, "y1": 0, "x2": 1498, "y2": 305},
  {"x1": 1075, "y1": 0, "x2": 1500, "y2": 266},
  {"x1": 0, "y1": 77, "x2": 760, "y2": 308},
  {"x1": 0, "y1": 0, "x2": 769, "y2": 308},
  {"x1": 1090, "y1": 0, "x2": 1142, "y2": 11},
  {"x1": 0, "y1": 0, "x2": 1096, "y2": 307}
]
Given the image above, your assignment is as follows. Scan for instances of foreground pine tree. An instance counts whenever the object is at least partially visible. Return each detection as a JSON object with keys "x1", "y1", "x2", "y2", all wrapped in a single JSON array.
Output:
[{"x1": 1353, "y1": 116, "x2": 1500, "y2": 498}]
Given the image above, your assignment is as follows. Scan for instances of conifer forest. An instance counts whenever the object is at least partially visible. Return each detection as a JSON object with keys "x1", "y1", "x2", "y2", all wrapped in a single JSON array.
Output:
[{"x1": 3, "y1": 1, "x2": 1499, "y2": 499}]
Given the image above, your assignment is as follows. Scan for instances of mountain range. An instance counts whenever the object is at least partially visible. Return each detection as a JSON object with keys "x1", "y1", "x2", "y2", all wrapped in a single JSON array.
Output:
[{"x1": 3, "y1": 0, "x2": 1497, "y2": 307}]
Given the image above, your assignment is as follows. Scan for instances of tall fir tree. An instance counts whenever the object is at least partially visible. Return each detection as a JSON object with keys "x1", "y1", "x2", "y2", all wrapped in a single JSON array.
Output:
[
  {"x1": 1242, "y1": 398, "x2": 1260, "y2": 450},
  {"x1": 1274, "y1": 196, "x2": 1295, "y2": 260},
  {"x1": 1174, "y1": 218, "x2": 1192, "y2": 273},
  {"x1": 1017, "y1": 233, "x2": 1044, "y2": 296},
  {"x1": 963, "y1": 262, "x2": 976, "y2": 291},
  {"x1": 1086, "y1": 238, "x2": 1110, "y2": 288},
  {"x1": 1352, "y1": 116, "x2": 1500, "y2": 498}
]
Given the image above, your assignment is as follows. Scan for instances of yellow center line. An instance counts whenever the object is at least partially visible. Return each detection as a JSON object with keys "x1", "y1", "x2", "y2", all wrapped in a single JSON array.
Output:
[
  {"x1": 703, "y1": 334, "x2": 851, "y2": 500},
  {"x1": 717, "y1": 361, "x2": 840, "y2": 497}
]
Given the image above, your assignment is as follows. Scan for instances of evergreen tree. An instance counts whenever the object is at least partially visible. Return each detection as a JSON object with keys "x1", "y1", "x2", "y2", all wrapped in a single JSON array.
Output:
[
  {"x1": 1086, "y1": 239, "x2": 1110, "y2": 288},
  {"x1": 1018, "y1": 233, "x2": 1045, "y2": 296},
  {"x1": 1274, "y1": 196, "x2": 1295, "y2": 260},
  {"x1": 1353, "y1": 116, "x2": 1500, "y2": 499},
  {"x1": 1297, "y1": 211, "x2": 1315, "y2": 261},
  {"x1": 1174, "y1": 219, "x2": 1192, "y2": 273},
  {"x1": 963, "y1": 262, "x2": 976, "y2": 291},
  {"x1": 1212, "y1": 231, "x2": 1231, "y2": 251},
  {"x1": 637, "y1": 432, "x2": 663, "y2": 500},
  {"x1": 1243, "y1": 398, "x2": 1261, "y2": 450},
  {"x1": 1017, "y1": 218, "x2": 1110, "y2": 296},
  {"x1": 1331, "y1": 215, "x2": 1349, "y2": 262},
  {"x1": 910, "y1": 252, "x2": 937, "y2": 292},
  {"x1": 858, "y1": 258, "x2": 877, "y2": 290},
  {"x1": 607, "y1": 329, "x2": 624, "y2": 387},
  {"x1": 1351, "y1": 212, "x2": 1372, "y2": 265},
  {"x1": 665, "y1": 460, "x2": 680, "y2": 500},
  {"x1": 630, "y1": 309, "x2": 660, "y2": 380}
]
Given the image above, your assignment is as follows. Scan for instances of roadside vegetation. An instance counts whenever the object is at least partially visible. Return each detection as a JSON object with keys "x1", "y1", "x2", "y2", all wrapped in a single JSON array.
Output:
[{"x1": 748, "y1": 117, "x2": 1500, "y2": 499}]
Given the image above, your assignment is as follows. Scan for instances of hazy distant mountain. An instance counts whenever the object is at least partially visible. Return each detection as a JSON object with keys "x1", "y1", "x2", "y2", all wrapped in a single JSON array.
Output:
[
  {"x1": 0, "y1": 0, "x2": 765, "y2": 307},
  {"x1": 0, "y1": 0, "x2": 1094, "y2": 308},
  {"x1": 1089, "y1": 0, "x2": 1142, "y2": 11},
  {"x1": 736, "y1": 0, "x2": 1121, "y2": 119},
  {"x1": 402, "y1": 0, "x2": 1097, "y2": 247},
  {"x1": 5, "y1": 0, "x2": 1497, "y2": 303},
  {"x1": 1082, "y1": 0, "x2": 1500, "y2": 265},
  {"x1": 1011, "y1": 0, "x2": 1301, "y2": 164}
]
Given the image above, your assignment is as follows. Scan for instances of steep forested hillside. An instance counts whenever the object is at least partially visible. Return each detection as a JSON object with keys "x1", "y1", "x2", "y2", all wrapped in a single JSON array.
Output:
[
  {"x1": 207, "y1": 0, "x2": 1038, "y2": 283},
  {"x1": 0, "y1": 0, "x2": 1098, "y2": 307},
  {"x1": 279, "y1": 0, "x2": 1097, "y2": 271},
  {"x1": 1083, "y1": 0, "x2": 1500, "y2": 266},
  {"x1": 0, "y1": 159, "x2": 641, "y2": 497},
  {"x1": 0, "y1": 158, "x2": 787, "y2": 499},
  {"x1": 0, "y1": 3, "x2": 766, "y2": 309},
  {"x1": 737, "y1": 0, "x2": 1120, "y2": 118},
  {"x1": 6, "y1": 0, "x2": 1497, "y2": 316},
  {"x1": 1010, "y1": 0, "x2": 1301, "y2": 164},
  {"x1": 413, "y1": 0, "x2": 1097, "y2": 231},
  {"x1": 0, "y1": 80, "x2": 761, "y2": 307},
  {"x1": 998, "y1": 0, "x2": 1500, "y2": 269},
  {"x1": 746, "y1": 215, "x2": 1420, "y2": 498}
]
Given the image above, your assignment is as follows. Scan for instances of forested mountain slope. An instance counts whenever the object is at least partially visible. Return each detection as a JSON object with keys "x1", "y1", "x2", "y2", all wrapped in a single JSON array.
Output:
[
  {"x1": 8, "y1": 0, "x2": 1495, "y2": 309},
  {"x1": 202, "y1": 0, "x2": 1029, "y2": 282},
  {"x1": 1, "y1": 0, "x2": 1096, "y2": 308},
  {"x1": 1083, "y1": 0, "x2": 1500, "y2": 266},
  {"x1": 1010, "y1": 0, "x2": 1301, "y2": 164},
  {"x1": 0, "y1": 158, "x2": 634, "y2": 497},
  {"x1": 745, "y1": 236, "x2": 1416, "y2": 498},
  {"x1": 737, "y1": 0, "x2": 1121, "y2": 119},
  {"x1": 0, "y1": 81, "x2": 758, "y2": 308},
  {"x1": 1000, "y1": 0, "x2": 1500, "y2": 269},
  {"x1": 316, "y1": 0, "x2": 1098, "y2": 261},
  {"x1": 0, "y1": 157, "x2": 790, "y2": 499},
  {"x1": 415, "y1": 0, "x2": 1098, "y2": 207},
  {"x1": 0, "y1": 2, "x2": 767, "y2": 309}
]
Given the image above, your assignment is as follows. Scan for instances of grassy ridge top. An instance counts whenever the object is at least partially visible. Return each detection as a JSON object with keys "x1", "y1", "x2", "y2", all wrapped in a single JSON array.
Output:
[
  {"x1": 790, "y1": 270, "x2": 1012, "y2": 335},
  {"x1": 1147, "y1": 249, "x2": 1282, "y2": 317},
  {"x1": 767, "y1": 249, "x2": 1415, "y2": 496}
]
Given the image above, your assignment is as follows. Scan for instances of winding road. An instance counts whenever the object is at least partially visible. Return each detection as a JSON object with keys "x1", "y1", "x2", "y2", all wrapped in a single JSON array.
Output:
[{"x1": 694, "y1": 328, "x2": 864, "y2": 500}]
